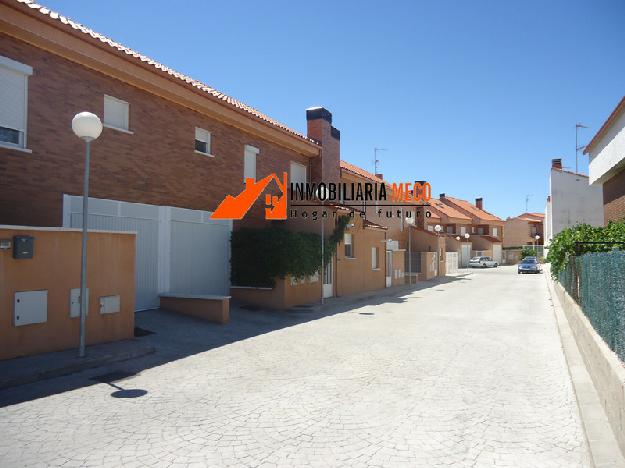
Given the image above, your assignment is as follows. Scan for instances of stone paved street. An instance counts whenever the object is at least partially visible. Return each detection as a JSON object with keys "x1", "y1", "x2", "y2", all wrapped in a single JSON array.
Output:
[{"x1": 0, "y1": 266, "x2": 590, "y2": 467}]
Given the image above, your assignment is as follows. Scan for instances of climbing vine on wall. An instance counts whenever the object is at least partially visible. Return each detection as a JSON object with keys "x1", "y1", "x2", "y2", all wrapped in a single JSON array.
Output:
[{"x1": 231, "y1": 215, "x2": 351, "y2": 287}]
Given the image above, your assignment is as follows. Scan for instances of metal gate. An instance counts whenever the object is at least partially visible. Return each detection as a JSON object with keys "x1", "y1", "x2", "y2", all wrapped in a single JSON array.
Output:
[
  {"x1": 446, "y1": 252, "x2": 459, "y2": 274},
  {"x1": 63, "y1": 195, "x2": 231, "y2": 311}
]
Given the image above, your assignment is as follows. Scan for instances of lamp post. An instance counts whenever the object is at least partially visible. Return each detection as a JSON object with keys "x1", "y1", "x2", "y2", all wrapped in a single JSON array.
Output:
[
  {"x1": 72, "y1": 112, "x2": 103, "y2": 358},
  {"x1": 318, "y1": 185, "x2": 327, "y2": 305},
  {"x1": 434, "y1": 225, "x2": 442, "y2": 275},
  {"x1": 455, "y1": 236, "x2": 461, "y2": 271},
  {"x1": 535, "y1": 234, "x2": 540, "y2": 257},
  {"x1": 463, "y1": 233, "x2": 470, "y2": 269},
  {"x1": 405, "y1": 214, "x2": 415, "y2": 285}
]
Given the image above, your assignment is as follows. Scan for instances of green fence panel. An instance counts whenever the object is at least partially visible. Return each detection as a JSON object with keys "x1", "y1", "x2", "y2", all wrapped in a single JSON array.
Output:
[{"x1": 559, "y1": 251, "x2": 625, "y2": 362}]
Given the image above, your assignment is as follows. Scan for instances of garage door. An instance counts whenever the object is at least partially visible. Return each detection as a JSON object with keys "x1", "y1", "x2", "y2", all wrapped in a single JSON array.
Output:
[{"x1": 63, "y1": 195, "x2": 231, "y2": 311}]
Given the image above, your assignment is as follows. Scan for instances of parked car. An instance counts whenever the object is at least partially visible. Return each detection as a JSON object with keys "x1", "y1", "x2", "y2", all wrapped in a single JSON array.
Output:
[
  {"x1": 518, "y1": 257, "x2": 542, "y2": 274},
  {"x1": 469, "y1": 256, "x2": 498, "y2": 268}
]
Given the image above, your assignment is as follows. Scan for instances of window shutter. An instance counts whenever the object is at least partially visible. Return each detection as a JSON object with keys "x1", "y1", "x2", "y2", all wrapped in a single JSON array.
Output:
[
  {"x1": 290, "y1": 162, "x2": 307, "y2": 185},
  {"x1": 244, "y1": 145, "x2": 258, "y2": 181},
  {"x1": 103, "y1": 95, "x2": 129, "y2": 130},
  {"x1": 0, "y1": 66, "x2": 27, "y2": 132}
]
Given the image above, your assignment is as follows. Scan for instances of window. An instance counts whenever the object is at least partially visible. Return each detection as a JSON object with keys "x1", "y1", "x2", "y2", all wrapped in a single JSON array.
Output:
[
  {"x1": 244, "y1": 145, "x2": 259, "y2": 181},
  {"x1": 460, "y1": 226, "x2": 466, "y2": 235},
  {"x1": 371, "y1": 247, "x2": 379, "y2": 269},
  {"x1": 446, "y1": 225, "x2": 453, "y2": 233},
  {"x1": 0, "y1": 56, "x2": 32, "y2": 149},
  {"x1": 492, "y1": 227, "x2": 498, "y2": 237},
  {"x1": 290, "y1": 161, "x2": 307, "y2": 186},
  {"x1": 344, "y1": 233, "x2": 353, "y2": 258},
  {"x1": 477, "y1": 227, "x2": 484, "y2": 235},
  {"x1": 195, "y1": 127, "x2": 211, "y2": 155},
  {"x1": 427, "y1": 225, "x2": 434, "y2": 232},
  {"x1": 103, "y1": 95, "x2": 129, "y2": 131}
]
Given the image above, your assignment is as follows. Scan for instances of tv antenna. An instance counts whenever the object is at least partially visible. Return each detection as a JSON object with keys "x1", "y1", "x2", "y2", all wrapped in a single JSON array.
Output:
[
  {"x1": 525, "y1": 194, "x2": 533, "y2": 213},
  {"x1": 373, "y1": 147, "x2": 387, "y2": 174}
]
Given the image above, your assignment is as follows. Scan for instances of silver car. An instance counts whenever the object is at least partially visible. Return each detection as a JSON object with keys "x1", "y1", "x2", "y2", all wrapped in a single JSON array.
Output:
[{"x1": 469, "y1": 256, "x2": 498, "y2": 268}]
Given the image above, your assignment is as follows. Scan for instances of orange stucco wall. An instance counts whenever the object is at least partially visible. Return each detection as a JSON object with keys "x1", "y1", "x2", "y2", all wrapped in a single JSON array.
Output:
[
  {"x1": 0, "y1": 227, "x2": 135, "y2": 360},
  {"x1": 231, "y1": 275, "x2": 321, "y2": 310},
  {"x1": 160, "y1": 296, "x2": 229, "y2": 324},
  {"x1": 391, "y1": 250, "x2": 406, "y2": 286},
  {"x1": 335, "y1": 217, "x2": 386, "y2": 297}
]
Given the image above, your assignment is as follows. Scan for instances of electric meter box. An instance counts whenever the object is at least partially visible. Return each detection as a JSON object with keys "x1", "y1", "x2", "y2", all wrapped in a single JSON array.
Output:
[{"x1": 13, "y1": 235, "x2": 34, "y2": 259}]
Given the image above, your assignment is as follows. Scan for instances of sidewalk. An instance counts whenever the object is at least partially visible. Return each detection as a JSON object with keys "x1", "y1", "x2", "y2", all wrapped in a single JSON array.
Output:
[{"x1": 0, "y1": 339, "x2": 155, "y2": 390}]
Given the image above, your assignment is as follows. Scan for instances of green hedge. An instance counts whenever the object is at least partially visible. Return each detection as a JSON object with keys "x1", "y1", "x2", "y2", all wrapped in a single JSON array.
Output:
[
  {"x1": 547, "y1": 221, "x2": 625, "y2": 277},
  {"x1": 231, "y1": 216, "x2": 350, "y2": 287}
]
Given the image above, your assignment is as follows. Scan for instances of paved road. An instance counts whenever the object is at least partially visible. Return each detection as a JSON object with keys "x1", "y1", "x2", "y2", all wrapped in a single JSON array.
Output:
[{"x1": 0, "y1": 266, "x2": 589, "y2": 467}]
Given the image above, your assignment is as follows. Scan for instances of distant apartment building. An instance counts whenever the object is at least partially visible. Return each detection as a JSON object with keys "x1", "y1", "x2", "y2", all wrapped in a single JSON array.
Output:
[
  {"x1": 544, "y1": 159, "x2": 604, "y2": 247},
  {"x1": 584, "y1": 96, "x2": 625, "y2": 223},
  {"x1": 504, "y1": 213, "x2": 544, "y2": 248}
]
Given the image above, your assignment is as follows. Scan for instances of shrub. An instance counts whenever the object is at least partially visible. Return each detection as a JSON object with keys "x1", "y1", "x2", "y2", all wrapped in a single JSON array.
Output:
[
  {"x1": 231, "y1": 215, "x2": 350, "y2": 287},
  {"x1": 520, "y1": 246, "x2": 537, "y2": 260},
  {"x1": 546, "y1": 221, "x2": 625, "y2": 277}
]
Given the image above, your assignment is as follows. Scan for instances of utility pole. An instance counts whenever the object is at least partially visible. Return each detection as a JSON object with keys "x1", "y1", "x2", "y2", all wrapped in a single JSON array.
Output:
[
  {"x1": 373, "y1": 147, "x2": 387, "y2": 174},
  {"x1": 575, "y1": 123, "x2": 587, "y2": 174}
]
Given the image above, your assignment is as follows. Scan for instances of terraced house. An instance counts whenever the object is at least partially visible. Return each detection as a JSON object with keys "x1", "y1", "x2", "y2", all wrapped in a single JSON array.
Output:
[
  {"x1": 439, "y1": 194, "x2": 504, "y2": 264},
  {"x1": 0, "y1": 0, "x2": 410, "y2": 318}
]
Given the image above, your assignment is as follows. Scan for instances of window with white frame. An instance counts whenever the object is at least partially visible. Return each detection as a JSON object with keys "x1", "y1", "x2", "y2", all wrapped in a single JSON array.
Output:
[
  {"x1": 290, "y1": 161, "x2": 306, "y2": 186},
  {"x1": 103, "y1": 95, "x2": 129, "y2": 131},
  {"x1": 344, "y1": 233, "x2": 353, "y2": 258},
  {"x1": 0, "y1": 56, "x2": 33, "y2": 149},
  {"x1": 427, "y1": 225, "x2": 434, "y2": 232},
  {"x1": 244, "y1": 145, "x2": 259, "y2": 181},
  {"x1": 195, "y1": 127, "x2": 211, "y2": 155},
  {"x1": 492, "y1": 227, "x2": 498, "y2": 237},
  {"x1": 371, "y1": 247, "x2": 379, "y2": 269},
  {"x1": 460, "y1": 226, "x2": 466, "y2": 235}
]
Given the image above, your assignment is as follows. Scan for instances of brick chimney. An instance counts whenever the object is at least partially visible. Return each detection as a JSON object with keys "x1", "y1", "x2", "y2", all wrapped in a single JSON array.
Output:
[
  {"x1": 475, "y1": 198, "x2": 483, "y2": 210},
  {"x1": 375, "y1": 173, "x2": 384, "y2": 180},
  {"x1": 439, "y1": 193, "x2": 446, "y2": 199},
  {"x1": 306, "y1": 107, "x2": 340, "y2": 185},
  {"x1": 551, "y1": 158, "x2": 562, "y2": 170}
]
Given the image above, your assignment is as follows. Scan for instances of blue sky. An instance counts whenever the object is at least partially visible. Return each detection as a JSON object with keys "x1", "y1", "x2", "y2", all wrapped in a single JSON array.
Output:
[{"x1": 41, "y1": 0, "x2": 625, "y2": 218}]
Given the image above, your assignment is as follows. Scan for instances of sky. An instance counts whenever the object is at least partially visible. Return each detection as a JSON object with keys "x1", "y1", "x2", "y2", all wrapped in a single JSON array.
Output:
[{"x1": 40, "y1": 0, "x2": 625, "y2": 219}]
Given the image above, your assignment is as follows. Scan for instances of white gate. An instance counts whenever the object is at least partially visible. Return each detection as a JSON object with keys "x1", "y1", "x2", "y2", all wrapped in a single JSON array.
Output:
[
  {"x1": 493, "y1": 244, "x2": 502, "y2": 264},
  {"x1": 461, "y1": 244, "x2": 471, "y2": 267},
  {"x1": 446, "y1": 252, "x2": 459, "y2": 274},
  {"x1": 63, "y1": 195, "x2": 231, "y2": 311}
]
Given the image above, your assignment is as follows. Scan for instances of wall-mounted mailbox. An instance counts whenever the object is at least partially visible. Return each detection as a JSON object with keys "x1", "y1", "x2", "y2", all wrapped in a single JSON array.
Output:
[
  {"x1": 100, "y1": 295, "x2": 120, "y2": 314},
  {"x1": 70, "y1": 288, "x2": 89, "y2": 318},
  {"x1": 13, "y1": 235, "x2": 34, "y2": 259},
  {"x1": 14, "y1": 290, "x2": 48, "y2": 326}
]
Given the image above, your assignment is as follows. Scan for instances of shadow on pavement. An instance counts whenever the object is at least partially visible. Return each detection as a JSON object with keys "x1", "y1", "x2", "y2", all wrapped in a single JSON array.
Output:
[{"x1": 0, "y1": 273, "x2": 472, "y2": 407}]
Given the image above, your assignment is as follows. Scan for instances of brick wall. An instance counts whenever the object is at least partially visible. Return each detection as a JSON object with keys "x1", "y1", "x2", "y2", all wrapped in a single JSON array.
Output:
[
  {"x1": 0, "y1": 35, "x2": 315, "y2": 228},
  {"x1": 603, "y1": 167, "x2": 625, "y2": 223}
]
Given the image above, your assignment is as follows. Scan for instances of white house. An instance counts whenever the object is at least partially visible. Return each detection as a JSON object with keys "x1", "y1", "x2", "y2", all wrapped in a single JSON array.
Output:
[
  {"x1": 583, "y1": 96, "x2": 625, "y2": 223},
  {"x1": 544, "y1": 158, "x2": 604, "y2": 251}
]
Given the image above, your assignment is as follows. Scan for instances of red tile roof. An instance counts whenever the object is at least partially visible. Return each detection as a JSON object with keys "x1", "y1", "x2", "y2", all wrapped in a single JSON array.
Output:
[
  {"x1": 10, "y1": 0, "x2": 317, "y2": 145},
  {"x1": 443, "y1": 196, "x2": 502, "y2": 222},
  {"x1": 340, "y1": 160, "x2": 383, "y2": 183},
  {"x1": 584, "y1": 96, "x2": 625, "y2": 154},
  {"x1": 429, "y1": 199, "x2": 471, "y2": 221},
  {"x1": 363, "y1": 219, "x2": 388, "y2": 230},
  {"x1": 516, "y1": 212, "x2": 544, "y2": 222}
]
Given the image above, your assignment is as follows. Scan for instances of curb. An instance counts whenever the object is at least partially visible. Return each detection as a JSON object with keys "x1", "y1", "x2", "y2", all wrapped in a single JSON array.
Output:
[
  {"x1": 544, "y1": 268, "x2": 625, "y2": 468},
  {"x1": 0, "y1": 341, "x2": 155, "y2": 390}
]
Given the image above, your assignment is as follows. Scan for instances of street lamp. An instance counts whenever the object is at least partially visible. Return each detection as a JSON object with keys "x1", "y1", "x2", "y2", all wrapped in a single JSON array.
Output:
[
  {"x1": 72, "y1": 112, "x2": 103, "y2": 358},
  {"x1": 317, "y1": 185, "x2": 327, "y2": 305},
  {"x1": 535, "y1": 234, "x2": 540, "y2": 257},
  {"x1": 405, "y1": 214, "x2": 415, "y2": 285}
]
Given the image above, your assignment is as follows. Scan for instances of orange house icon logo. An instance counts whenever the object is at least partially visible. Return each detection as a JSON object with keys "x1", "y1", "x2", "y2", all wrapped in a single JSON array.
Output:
[{"x1": 211, "y1": 172, "x2": 288, "y2": 220}]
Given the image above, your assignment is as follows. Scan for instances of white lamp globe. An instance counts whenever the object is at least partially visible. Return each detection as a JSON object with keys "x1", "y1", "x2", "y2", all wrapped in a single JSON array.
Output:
[
  {"x1": 405, "y1": 215, "x2": 415, "y2": 225},
  {"x1": 455, "y1": 236, "x2": 460, "y2": 241},
  {"x1": 434, "y1": 224, "x2": 442, "y2": 233},
  {"x1": 72, "y1": 112, "x2": 103, "y2": 141},
  {"x1": 535, "y1": 235, "x2": 540, "y2": 240},
  {"x1": 464, "y1": 233, "x2": 470, "y2": 239}
]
